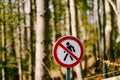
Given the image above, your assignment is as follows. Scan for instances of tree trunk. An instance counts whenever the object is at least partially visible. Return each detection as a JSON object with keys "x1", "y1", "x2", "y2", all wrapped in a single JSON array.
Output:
[
  {"x1": 15, "y1": 27, "x2": 23, "y2": 80},
  {"x1": 105, "y1": 0, "x2": 112, "y2": 59},
  {"x1": 15, "y1": 0, "x2": 23, "y2": 80},
  {"x1": 1, "y1": 2, "x2": 7, "y2": 80},
  {"x1": 50, "y1": 0, "x2": 56, "y2": 45},
  {"x1": 69, "y1": 0, "x2": 82, "y2": 80},
  {"x1": 97, "y1": 0, "x2": 108, "y2": 78},
  {"x1": 102, "y1": 0, "x2": 108, "y2": 78},
  {"x1": 21, "y1": 0, "x2": 25, "y2": 59},
  {"x1": 1, "y1": 16, "x2": 7, "y2": 80},
  {"x1": 104, "y1": 0, "x2": 115, "y2": 76},
  {"x1": 69, "y1": 0, "x2": 77, "y2": 36},
  {"x1": 52, "y1": 0, "x2": 62, "y2": 40},
  {"x1": 25, "y1": 0, "x2": 34, "y2": 79},
  {"x1": 93, "y1": 0, "x2": 101, "y2": 71},
  {"x1": 65, "y1": 0, "x2": 70, "y2": 36},
  {"x1": 35, "y1": 0, "x2": 45, "y2": 80},
  {"x1": 116, "y1": 0, "x2": 120, "y2": 42}
]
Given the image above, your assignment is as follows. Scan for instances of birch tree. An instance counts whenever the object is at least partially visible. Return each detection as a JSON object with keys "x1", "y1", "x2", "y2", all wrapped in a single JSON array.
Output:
[
  {"x1": 65, "y1": 0, "x2": 70, "y2": 35},
  {"x1": 105, "y1": 0, "x2": 112, "y2": 60},
  {"x1": 25, "y1": 0, "x2": 34, "y2": 79},
  {"x1": 1, "y1": 4, "x2": 7, "y2": 80},
  {"x1": 93, "y1": 0, "x2": 101, "y2": 71},
  {"x1": 69, "y1": 0, "x2": 82, "y2": 79},
  {"x1": 50, "y1": 0, "x2": 56, "y2": 45},
  {"x1": 1, "y1": 1, "x2": 8, "y2": 79},
  {"x1": 116, "y1": 0, "x2": 120, "y2": 42},
  {"x1": 21, "y1": 0, "x2": 25, "y2": 59},
  {"x1": 14, "y1": 0, "x2": 23, "y2": 79},
  {"x1": 97, "y1": 0, "x2": 108, "y2": 78},
  {"x1": 69, "y1": 0, "x2": 77, "y2": 36},
  {"x1": 35, "y1": 0, "x2": 45, "y2": 80}
]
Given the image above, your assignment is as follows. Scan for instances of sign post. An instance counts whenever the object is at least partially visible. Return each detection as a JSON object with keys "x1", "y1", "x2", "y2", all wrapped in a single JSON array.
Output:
[
  {"x1": 53, "y1": 36, "x2": 84, "y2": 80},
  {"x1": 66, "y1": 68, "x2": 70, "y2": 80}
]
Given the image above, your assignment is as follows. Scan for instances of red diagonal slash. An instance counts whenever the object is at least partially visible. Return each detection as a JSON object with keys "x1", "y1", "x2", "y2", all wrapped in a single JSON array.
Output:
[{"x1": 59, "y1": 43, "x2": 79, "y2": 60}]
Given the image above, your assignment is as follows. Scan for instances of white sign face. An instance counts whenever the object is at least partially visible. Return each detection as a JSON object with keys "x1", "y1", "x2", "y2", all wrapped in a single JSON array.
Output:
[
  {"x1": 57, "y1": 40, "x2": 81, "y2": 64},
  {"x1": 53, "y1": 36, "x2": 84, "y2": 68}
]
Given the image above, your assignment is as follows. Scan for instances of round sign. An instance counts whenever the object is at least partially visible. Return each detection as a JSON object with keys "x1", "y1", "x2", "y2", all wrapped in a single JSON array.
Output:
[{"x1": 53, "y1": 36, "x2": 84, "y2": 68}]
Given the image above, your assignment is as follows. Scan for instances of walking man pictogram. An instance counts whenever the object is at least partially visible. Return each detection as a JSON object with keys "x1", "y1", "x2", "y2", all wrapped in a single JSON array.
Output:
[{"x1": 63, "y1": 42, "x2": 75, "y2": 61}]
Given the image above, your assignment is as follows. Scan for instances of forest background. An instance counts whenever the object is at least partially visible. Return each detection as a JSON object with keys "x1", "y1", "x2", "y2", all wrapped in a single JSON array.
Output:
[{"x1": 0, "y1": 0, "x2": 120, "y2": 80}]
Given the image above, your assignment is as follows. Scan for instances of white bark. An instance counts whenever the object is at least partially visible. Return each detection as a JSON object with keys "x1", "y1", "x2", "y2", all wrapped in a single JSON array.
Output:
[
  {"x1": 15, "y1": 1, "x2": 23, "y2": 80},
  {"x1": 69, "y1": 0, "x2": 82, "y2": 80},
  {"x1": 14, "y1": 27, "x2": 22, "y2": 80},
  {"x1": 107, "y1": 0, "x2": 120, "y2": 42},
  {"x1": 35, "y1": 0, "x2": 45, "y2": 80},
  {"x1": 2, "y1": 24, "x2": 6, "y2": 80},
  {"x1": 105, "y1": 0, "x2": 112, "y2": 53},
  {"x1": 65, "y1": 0, "x2": 70, "y2": 35},
  {"x1": 69, "y1": 0, "x2": 76, "y2": 36},
  {"x1": 116, "y1": 0, "x2": 120, "y2": 42},
  {"x1": 93, "y1": 0, "x2": 98, "y2": 25},
  {"x1": 21, "y1": 0, "x2": 25, "y2": 59},
  {"x1": 26, "y1": 0, "x2": 32, "y2": 79},
  {"x1": 1, "y1": 2, "x2": 7, "y2": 80},
  {"x1": 107, "y1": 0, "x2": 118, "y2": 15},
  {"x1": 50, "y1": 0, "x2": 56, "y2": 45}
]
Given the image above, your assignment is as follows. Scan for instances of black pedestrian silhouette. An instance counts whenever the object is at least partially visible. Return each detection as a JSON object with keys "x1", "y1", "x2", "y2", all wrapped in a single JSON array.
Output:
[{"x1": 63, "y1": 42, "x2": 75, "y2": 61}]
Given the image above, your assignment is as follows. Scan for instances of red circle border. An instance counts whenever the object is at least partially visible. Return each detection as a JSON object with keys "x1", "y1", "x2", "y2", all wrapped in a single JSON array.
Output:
[{"x1": 53, "y1": 36, "x2": 84, "y2": 68}]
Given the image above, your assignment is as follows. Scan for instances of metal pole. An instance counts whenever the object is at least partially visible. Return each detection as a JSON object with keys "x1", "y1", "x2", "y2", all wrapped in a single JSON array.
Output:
[{"x1": 66, "y1": 68, "x2": 70, "y2": 80}]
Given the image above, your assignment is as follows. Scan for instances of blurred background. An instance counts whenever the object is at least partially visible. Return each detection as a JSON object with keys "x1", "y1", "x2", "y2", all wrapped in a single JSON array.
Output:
[{"x1": 0, "y1": 0, "x2": 120, "y2": 80}]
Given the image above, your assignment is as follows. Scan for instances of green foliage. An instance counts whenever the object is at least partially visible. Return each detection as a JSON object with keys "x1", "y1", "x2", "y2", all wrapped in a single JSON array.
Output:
[
  {"x1": 76, "y1": 0, "x2": 92, "y2": 11},
  {"x1": 114, "y1": 42, "x2": 120, "y2": 58}
]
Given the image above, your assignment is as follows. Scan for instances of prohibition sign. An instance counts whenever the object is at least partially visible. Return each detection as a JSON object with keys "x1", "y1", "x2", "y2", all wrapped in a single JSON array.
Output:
[{"x1": 53, "y1": 36, "x2": 84, "y2": 68}]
